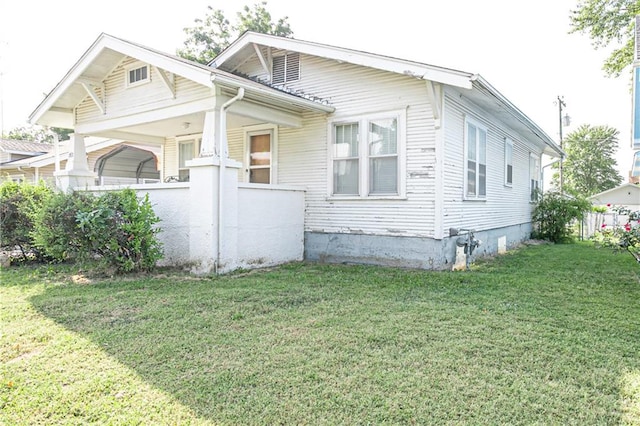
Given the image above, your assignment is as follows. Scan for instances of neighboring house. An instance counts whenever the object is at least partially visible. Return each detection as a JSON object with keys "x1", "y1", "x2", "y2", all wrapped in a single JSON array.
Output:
[
  {"x1": 28, "y1": 32, "x2": 562, "y2": 273},
  {"x1": 585, "y1": 183, "x2": 640, "y2": 237},
  {"x1": 0, "y1": 137, "x2": 160, "y2": 186},
  {"x1": 589, "y1": 183, "x2": 640, "y2": 211},
  {"x1": 0, "y1": 139, "x2": 52, "y2": 181}
]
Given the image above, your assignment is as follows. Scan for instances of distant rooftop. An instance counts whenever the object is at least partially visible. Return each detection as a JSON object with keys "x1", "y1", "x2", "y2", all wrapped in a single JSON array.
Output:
[{"x1": 0, "y1": 139, "x2": 53, "y2": 154}]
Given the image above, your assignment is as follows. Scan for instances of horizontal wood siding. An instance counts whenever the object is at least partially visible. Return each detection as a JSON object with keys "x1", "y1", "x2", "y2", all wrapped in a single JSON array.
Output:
[
  {"x1": 76, "y1": 57, "x2": 211, "y2": 124},
  {"x1": 227, "y1": 128, "x2": 245, "y2": 181},
  {"x1": 442, "y1": 87, "x2": 543, "y2": 233},
  {"x1": 236, "y1": 54, "x2": 438, "y2": 238},
  {"x1": 164, "y1": 137, "x2": 177, "y2": 179}
]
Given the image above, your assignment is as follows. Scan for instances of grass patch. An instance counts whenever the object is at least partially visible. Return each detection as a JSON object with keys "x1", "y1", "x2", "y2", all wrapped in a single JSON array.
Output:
[{"x1": 1, "y1": 243, "x2": 639, "y2": 424}]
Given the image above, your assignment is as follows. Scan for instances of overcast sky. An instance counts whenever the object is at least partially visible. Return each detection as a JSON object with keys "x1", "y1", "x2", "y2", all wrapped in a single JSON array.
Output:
[{"x1": 0, "y1": 0, "x2": 635, "y2": 179}]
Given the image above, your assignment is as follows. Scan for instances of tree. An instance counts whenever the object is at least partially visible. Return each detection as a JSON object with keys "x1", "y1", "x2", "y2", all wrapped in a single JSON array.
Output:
[
  {"x1": 556, "y1": 124, "x2": 623, "y2": 197},
  {"x1": 4, "y1": 125, "x2": 72, "y2": 143},
  {"x1": 570, "y1": 0, "x2": 640, "y2": 77},
  {"x1": 177, "y1": 1, "x2": 293, "y2": 65}
]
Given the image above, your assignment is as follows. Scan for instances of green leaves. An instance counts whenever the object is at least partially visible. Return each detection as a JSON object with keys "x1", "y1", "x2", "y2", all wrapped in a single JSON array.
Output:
[
  {"x1": 31, "y1": 188, "x2": 163, "y2": 273},
  {"x1": 570, "y1": 0, "x2": 640, "y2": 76},
  {"x1": 532, "y1": 191, "x2": 591, "y2": 243},
  {"x1": 176, "y1": 2, "x2": 293, "y2": 65},
  {"x1": 560, "y1": 124, "x2": 623, "y2": 197}
]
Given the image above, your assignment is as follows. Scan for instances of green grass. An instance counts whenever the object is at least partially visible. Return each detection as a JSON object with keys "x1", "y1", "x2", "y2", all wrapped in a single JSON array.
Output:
[{"x1": 1, "y1": 243, "x2": 639, "y2": 424}]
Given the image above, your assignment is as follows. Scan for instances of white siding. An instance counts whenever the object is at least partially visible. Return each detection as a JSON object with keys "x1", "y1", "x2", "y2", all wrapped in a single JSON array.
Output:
[
  {"x1": 76, "y1": 57, "x2": 211, "y2": 124},
  {"x1": 233, "y1": 54, "x2": 439, "y2": 238},
  {"x1": 442, "y1": 87, "x2": 544, "y2": 234}
]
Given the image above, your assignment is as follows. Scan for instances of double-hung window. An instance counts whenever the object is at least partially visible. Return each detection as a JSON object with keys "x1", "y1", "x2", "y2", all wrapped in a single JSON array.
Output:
[
  {"x1": 331, "y1": 110, "x2": 404, "y2": 198},
  {"x1": 465, "y1": 118, "x2": 487, "y2": 199},
  {"x1": 529, "y1": 153, "x2": 541, "y2": 201},
  {"x1": 504, "y1": 137, "x2": 513, "y2": 186}
]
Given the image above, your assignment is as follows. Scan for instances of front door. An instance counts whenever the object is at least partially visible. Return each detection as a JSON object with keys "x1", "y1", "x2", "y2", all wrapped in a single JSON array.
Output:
[{"x1": 248, "y1": 133, "x2": 271, "y2": 184}]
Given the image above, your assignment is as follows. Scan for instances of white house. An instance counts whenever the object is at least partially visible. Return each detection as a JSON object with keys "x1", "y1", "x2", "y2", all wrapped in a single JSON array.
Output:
[
  {"x1": 589, "y1": 183, "x2": 640, "y2": 211},
  {"x1": 29, "y1": 32, "x2": 562, "y2": 273}
]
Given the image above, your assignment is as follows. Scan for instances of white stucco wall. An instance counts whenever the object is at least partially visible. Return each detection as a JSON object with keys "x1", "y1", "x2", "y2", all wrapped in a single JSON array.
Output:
[{"x1": 236, "y1": 184, "x2": 305, "y2": 268}]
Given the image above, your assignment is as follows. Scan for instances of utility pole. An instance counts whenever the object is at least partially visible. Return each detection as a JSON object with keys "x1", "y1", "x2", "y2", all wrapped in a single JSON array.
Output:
[{"x1": 558, "y1": 96, "x2": 569, "y2": 193}]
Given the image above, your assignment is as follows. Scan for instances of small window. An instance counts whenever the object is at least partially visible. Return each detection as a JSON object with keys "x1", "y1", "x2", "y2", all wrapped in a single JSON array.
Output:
[
  {"x1": 272, "y1": 53, "x2": 300, "y2": 84},
  {"x1": 126, "y1": 64, "x2": 150, "y2": 87},
  {"x1": 504, "y1": 138, "x2": 513, "y2": 186},
  {"x1": 465, "y1": 118, "x2": 487, "y2": 199},
  {"x1": 529, "y1": 153, "x2": 541, "y2": 202},
  {"x1": 178, "y1": 138, "x2": 201, "y2": 181}
]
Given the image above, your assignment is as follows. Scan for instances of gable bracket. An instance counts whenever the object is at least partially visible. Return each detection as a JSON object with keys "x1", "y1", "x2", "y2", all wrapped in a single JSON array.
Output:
[
  {"x1": 154, "y1": 66, "x2": 176, "y2": 98},
  {"x1": 425, "y1": 81, "x2": 442, "y2": 129},
  {"x1": 253, "y1": 43, "x2": 271, "y2": 80},
  {"x1": 78, "y1": 78, "x2": 105, "y2": 114}
]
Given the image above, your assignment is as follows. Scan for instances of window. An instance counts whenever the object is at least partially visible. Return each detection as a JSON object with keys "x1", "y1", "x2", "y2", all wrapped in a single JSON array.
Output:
[
  {"x1": 178, "y1": 137, "x2": 201, "y2": 181},
  {"x1": 330, "y1": 111, "x2": 404, "y2": 198},
  {"x1": 529, "y1": 153, "x2": 541, "y2": 201},
  {"x1": 272, "y1": 53, "x2": 300, "y2": 84},
  {"x1": 333, "y1": 123, "x2": 360, "y2": 194},
  {"x1": 504, "y1": 138, "x2": 513, "y2": 186},
  {"x1": 126, "y1": 63, "x2": 150, "y2": 88},
  {"x1": 465, "y1": 118, "x2": 487, "y2": 198}
]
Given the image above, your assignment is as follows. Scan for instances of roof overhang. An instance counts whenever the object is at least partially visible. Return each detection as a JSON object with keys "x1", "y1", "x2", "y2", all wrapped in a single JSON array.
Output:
[
  {"x1": 211, "y1": 32, "x2": 474, "y2": 90},
  {"x1": 468, "y1": 75, "x2": 563, "y2": 158}
]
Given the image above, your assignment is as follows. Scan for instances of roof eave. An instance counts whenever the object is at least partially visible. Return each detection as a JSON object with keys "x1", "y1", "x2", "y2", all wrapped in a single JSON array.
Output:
[
  {"x1": 471, "y1": 75, "x2": 563, "y2": 157},
  {"x1": 212, "y1": 31, "x2": 474, "y2": 90}
]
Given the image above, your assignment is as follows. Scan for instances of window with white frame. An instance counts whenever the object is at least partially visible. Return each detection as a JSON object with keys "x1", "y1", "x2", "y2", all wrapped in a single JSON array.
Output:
[
  {"x1": 331, "y1": 110, "x2": 404, "y2": 197},
  {"x1": 126, "y1": 63, "x2": 150, "y2": 88},
  {"x1": 529, "y1": 153, "x2": 541, "y2": 201},
  {"x1": 178, "y1": 137, "x2": 201, "y2": 181},
  {"x1": 272, "y1": 53, "x2": 300, "y2": 85},
  {"x1": 465, "y1": 118, "x2": 487, "y2": 199},
  {"x1": 504, "y1": 137, "x2": 513, "y2": 187}
]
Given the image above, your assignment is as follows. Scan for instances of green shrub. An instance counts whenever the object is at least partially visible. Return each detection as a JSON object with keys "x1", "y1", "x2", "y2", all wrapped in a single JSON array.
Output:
[
  {"x1": 531, "y1": 191, "x2": 591, "y2": 243},
  {"x1": 31, "y1": 190, "x2": 92, "y2": 261},
  {"x1": 33, "y1": 189, "x2": 163, "y2": 272},
  {"x1": 0, "y1": 180, "x2": 53, "y2": 260}
]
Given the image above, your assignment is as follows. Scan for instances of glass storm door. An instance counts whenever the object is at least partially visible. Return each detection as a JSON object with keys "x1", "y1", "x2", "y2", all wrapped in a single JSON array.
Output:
[{"x1": 249, "y1": 133, "x2": 271, "y2": 184}]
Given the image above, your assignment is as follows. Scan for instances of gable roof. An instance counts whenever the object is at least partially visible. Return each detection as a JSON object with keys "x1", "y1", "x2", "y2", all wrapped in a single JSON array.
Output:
[
  {"x1": 29, "y1": 33, "x2": 335, "y2": 128},
  {"x1": 212, "y1": 32, "x2": 562, "y2": 157},
  {"x1": 211, "y1": 32, "x2": 474, "y2": 89}
]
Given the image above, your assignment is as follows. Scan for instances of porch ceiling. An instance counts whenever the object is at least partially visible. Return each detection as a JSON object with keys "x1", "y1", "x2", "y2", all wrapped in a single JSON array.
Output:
[{"x1": 115, "y1": 111, "x2": 264, "y2": 139}]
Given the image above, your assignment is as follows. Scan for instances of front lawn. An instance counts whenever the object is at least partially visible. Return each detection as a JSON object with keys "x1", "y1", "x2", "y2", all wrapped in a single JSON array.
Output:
[{"x1": 1, "y1": 243, "x2": 639, "y2": 424}]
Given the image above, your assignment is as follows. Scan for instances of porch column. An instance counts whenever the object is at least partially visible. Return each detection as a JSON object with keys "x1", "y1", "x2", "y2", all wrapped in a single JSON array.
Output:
[
  {"x1": 200, "y1": 106, "x2": 222, "y2": 156},
  {"x1": 187, "y1": 107, "x2": 240, "y2": 274},
  {"x1": 54, "y1": 134, "x2": 96, "y2": 191}
]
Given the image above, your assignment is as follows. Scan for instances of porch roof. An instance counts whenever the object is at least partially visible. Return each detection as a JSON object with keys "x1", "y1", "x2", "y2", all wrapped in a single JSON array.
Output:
[{"x1": 29, "y1": 33, "x2": 335, "y2": 129}]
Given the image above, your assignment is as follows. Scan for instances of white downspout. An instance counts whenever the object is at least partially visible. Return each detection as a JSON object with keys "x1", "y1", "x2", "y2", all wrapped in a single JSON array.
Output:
[{"x1": 217, "y1": 87, "x2": 245, "y2": 272}]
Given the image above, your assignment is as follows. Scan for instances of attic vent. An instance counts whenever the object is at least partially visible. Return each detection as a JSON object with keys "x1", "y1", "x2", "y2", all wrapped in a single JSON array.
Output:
[
  {"x1": 272, "y1": 53, "x2": 300, "y2": 85},
  {"x1": 126, "y1": 63, "x2": 150, "y2": 88}
]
